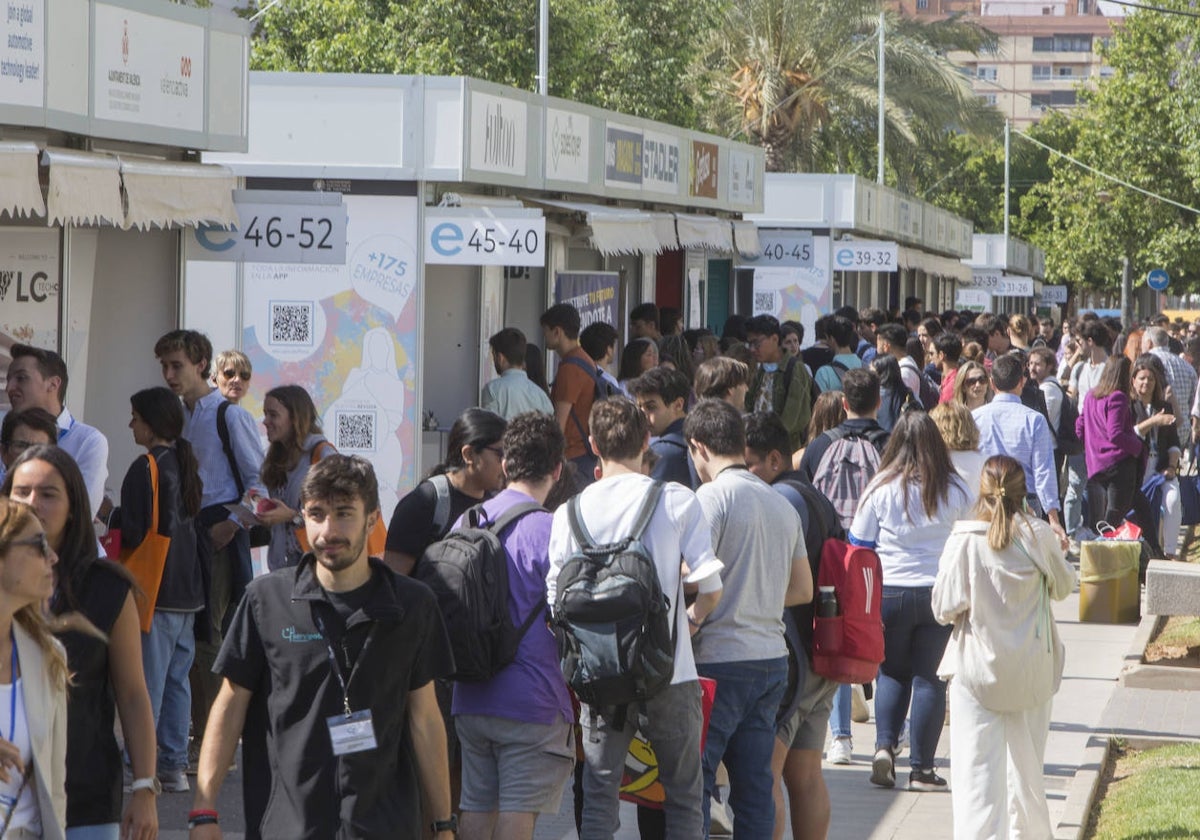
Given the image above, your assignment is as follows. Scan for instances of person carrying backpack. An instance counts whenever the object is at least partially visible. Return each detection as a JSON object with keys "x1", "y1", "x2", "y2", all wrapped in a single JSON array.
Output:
[
  {"x1": 432, "y1": 413, "x2": 576, "y2": 840},
  {"x1": 813, "y1": 315, "x2": 864, "y2": 394},
  {"x1": 745, "y1": 314, "x2": 816, "y2": 452},
  {"x1": 546, "y1": 398, "x2": 723, "y2": 839}
]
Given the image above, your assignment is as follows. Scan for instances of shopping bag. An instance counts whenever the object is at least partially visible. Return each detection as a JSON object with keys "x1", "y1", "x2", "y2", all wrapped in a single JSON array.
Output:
[
  {"x1": 1097, "y1": 519, "x2": 1142, "y2": 542},
  {"x1": 618, "y1": 677, "x2": 717, "y2": 809},
  {"x1": 1079, "y1": 538, "x2": 1140, "y2": 623},
  {"x1": 1182, "y1": 449, "x2": 1200, "y2": 526},
  {"x1": 120, "y1": 454, "x2": 172, "y2": 633},
  {"x1": 99, "y1": 525, "x2": 121, "y2": 560}
]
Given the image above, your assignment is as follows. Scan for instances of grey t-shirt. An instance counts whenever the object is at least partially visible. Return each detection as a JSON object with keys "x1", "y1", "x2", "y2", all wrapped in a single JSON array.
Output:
[{"x1": 693, "y1": 467, "x2": 805, "y2": 664}]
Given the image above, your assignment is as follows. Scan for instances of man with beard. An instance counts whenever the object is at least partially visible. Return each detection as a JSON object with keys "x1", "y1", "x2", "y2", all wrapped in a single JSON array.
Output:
[{"x1": 189, "y1": 455, "x2": 457, "y2": 839}]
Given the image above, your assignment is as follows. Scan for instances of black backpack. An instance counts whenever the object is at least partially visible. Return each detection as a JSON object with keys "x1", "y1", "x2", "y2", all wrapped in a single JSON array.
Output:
[
  {"x1": 417, "y1": 502, "x2": 547, "y2": 682},
  {"x1": 552, "y1": 481, "x2": 675, "y2": 708},
  {"x1": 1045, "y1": 379, "x2": 1083, "y2": 455}
]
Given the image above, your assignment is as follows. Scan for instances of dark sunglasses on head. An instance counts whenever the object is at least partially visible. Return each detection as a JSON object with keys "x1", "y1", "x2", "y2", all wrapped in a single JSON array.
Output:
[{"x1": 222, "y1": 369, "x2": 249, "y2": 381}]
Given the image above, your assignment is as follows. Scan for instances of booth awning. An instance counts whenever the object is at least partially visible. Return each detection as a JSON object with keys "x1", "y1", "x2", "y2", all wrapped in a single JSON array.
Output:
[
  {"x1": 674, "y1": 214, "x2": 734, "y2": 252},
  {"x1": 731, "y1": 220, "x2": 762, "y2": 258},
  {"x1": 899, "y1": 245, "x2": 973, "y2": 285},
  {"x1": 528, "y1": 199, "x2": 677, "y2": 256},
  {"x1": 0, "y1": 142, "x2": 45, "y2": 219},
  {"x1": 121, "y1": 160, "x2": 238, "y2": 230},
  {"x1": 42, "y1": 149, "x2": 123, "y2": 227}
]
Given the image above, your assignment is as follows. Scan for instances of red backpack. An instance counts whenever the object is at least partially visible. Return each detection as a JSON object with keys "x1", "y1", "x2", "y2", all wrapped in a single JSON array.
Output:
[{"x1": 812, "y1": 538, "x2": 885, "y2": 684}]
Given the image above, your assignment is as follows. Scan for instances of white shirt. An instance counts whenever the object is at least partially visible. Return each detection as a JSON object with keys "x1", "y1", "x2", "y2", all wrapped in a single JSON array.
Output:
[
  {"x1": 0, "y1": 677, "x2": 41, "y2": 835},
  {"x1": 949, "y1": 449, "x2": 989, "y2": 504},
  {"x1": 56, "y1": 408, "x2": 109, "y2": 516},
  {"x1": 546, "y1": 473, "x2": 723, "y2": 685},
  {"x1": 898, "y1": 356, "x2": 922, "y2": 402}
]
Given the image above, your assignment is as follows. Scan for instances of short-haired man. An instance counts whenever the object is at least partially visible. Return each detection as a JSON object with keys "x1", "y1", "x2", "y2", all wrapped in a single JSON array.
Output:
[
  {"x1": 546, "y1": 398, "x2": 723, "y2": 837},
  {"x1": 904, "y1": 296, "x2": 924, "y2": 314},
  {"x1": 694, "y1": 357, "x2": 750, "y2": 407},
  {"x1": 630, "y1": 303, "x2": 662, "y2": 341},
  {"x1": 744, "y1": 314, "x2": 815, "y2": 451},
  {"x1": 0, "y1": 406, "x2": 58, "y2": 473},
  {"x1": 796, "y1": 368, "x2": 888, "y2": 484},
  {"x1": 856, "y1": 309, "x2": 886, "y2": 365},
  {"x1": 579, "y1": 321, "x2": 622, "y2": 396},
  {"x1": 933, "y1": 333, "x2": 963, "y2": 404},
  {"x1": 876, "y1": 323, "x2": 921, "y2": 403},
  {"x1": 1064, "y1": 319, "x2": 1112, "y2": 534},
  {"x1": 540, "y1": 304, "x2": 600, "y2": 483},
  {"x1": 814, "y1": 316, "x2": 863, "y2": 393},
  {"x1": 660, "y1": 307, "x2": 683, "y2": 337},
  {"x1": 454, "y1": 414, "x2": 573, "y2": 840},
  {"x1": 627, "y1": 367, "x2": 697, "y2": 489},
  {"x1": 1143, "y1": 326, "x2": 1197, "y2": 444},
  {"x1": 686, "y1": 398, "x2": 811, "y2": 838},
  {"x1": 191, "y1": 455, "x2": 456, "y2": 839},
  {"x1": 5, "y1": 343, "x2": 109, "y2": 513},
  {"x1": 481, "y1": 328, "x2": 554, "y2": 420},
  {"x1": 155, "y1": 328, "x2": 265, "y2": 782},
  {"x1": 983, "y1": 315, "x2": 1011, "y2": 360},
  {"x1": 974, "y1": 355, "x2": 1067, "y2": 544}
]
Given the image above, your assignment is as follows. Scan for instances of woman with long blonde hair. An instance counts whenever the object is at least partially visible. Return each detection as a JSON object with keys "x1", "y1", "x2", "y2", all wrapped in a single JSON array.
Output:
[
  {"x1": 0, "y1": 497, "x2": 68, "y2": 838},
  {"x1": 933, "y1": 455, "x2": 1075, "y2": 839},
  {"x1": 952, "y1": 360, "x2": 992, "y2": 410}
]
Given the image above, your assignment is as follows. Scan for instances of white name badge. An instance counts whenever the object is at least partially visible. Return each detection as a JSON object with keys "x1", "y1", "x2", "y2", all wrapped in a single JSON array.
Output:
[{"x1": 326, "y1": 710, "x2": 377, "y2": 756}]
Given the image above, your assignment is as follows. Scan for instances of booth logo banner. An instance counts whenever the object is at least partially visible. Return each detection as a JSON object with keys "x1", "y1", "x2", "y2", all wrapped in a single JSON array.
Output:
[
  {"x1": 832, "y1": 240, "x2": 898, "y2": 272},
  {"x1": 728, "y1": 150, "x2": 757, "y2": 206},
  {"x1": 996, "y1": 275, "x2": 1034, "y2": 297},
  {"x1": 641, "y1": 129, "x2": 680, "y2": 194},
  {"x1": 0, "y1": 0, "x2": 43, "y2": 108},
  {"x1": 191, "y1": 195, "x2": 348, "y2": 265},
  {"x1": 956, "y1": 288, "x2": 992, "y2": 312},
  {"x1": 738, "y1": 230, "x2": 814, "y2": 268},
  {"x1": 0, "y1": 230, "x2": 60, "y2": 409},
  {"x1": 605, "y1": 123, "x2": 643, "y2": 187},
  {"x1": 1042, "y1": 285, "x2": 1068, "y2": 304},
  {"x1": 469, "y1": 92, "x2": 527, "y2": 177},
  {"x1": 555, "y1": 271, "x2": 619, "y2": 329},
  {"x1": 93, "y1": 4, "x2": 205, "y2": 132},
  {"x1": 690, "y1": 140, "x2": 719, "y2": 199},
  {"x1": 424, "y1": 210, "x2": 545, "y2": 268},
  {"x1": 546, "y1": 108, "x2": 589, "y2": 183}
]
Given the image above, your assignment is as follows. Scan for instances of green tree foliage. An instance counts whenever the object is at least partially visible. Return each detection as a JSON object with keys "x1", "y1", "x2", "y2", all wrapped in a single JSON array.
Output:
[
  {"x1": 1019, "y1": 2, "x2": 1200, "y2": 291},
  {"x1": 245, "y1": 0, "x2": 714, "y2": 127},
  {"x1": 694, "y1": 0, "x2": 1001, "y2": 174}
]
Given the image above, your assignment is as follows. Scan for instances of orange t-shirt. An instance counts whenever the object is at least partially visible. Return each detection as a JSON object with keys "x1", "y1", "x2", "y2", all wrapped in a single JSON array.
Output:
[{"x1": 551, "y1": 347, "x2": 598, "y2": 459}]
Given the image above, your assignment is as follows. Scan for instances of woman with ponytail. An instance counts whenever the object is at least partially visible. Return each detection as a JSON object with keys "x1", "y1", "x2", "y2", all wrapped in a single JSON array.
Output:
[
  {"x1": 0, "y1": 498, "x2": 69, "y2": 838},
  {"x1": 933, "y1": 455, "x2": 1075, "y2": 840},
  {"x1": 119, "y1": 386, "x2": 204, "y2": 803},
  {"x1": 4, "y1": 446, "x2": 158, "y2": 839}
]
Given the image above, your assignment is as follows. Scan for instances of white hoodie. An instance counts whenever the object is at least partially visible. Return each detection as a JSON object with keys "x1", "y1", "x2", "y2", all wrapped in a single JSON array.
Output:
[{"x1": 933, "y1": 516, "x2": 1076, "y2": 712}]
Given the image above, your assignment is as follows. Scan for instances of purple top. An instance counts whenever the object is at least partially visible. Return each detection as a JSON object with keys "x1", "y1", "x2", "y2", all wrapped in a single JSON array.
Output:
[
  {"x1": 1076, "y1": 390, "x2": 1143, "y2": 477},
  {"x1": 451, "y1": 489, "x2": 573, "y2": 725}
]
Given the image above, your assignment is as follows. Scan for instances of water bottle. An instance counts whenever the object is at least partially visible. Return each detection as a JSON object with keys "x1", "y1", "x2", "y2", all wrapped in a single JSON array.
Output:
[{"x1": 817, "y1": 586, "x2": 839, "y2": 618}]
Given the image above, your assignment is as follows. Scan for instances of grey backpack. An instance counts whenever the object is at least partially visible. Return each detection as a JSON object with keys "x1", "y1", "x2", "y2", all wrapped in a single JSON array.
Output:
[{"x1": 812, "y1": 427, "x2": 888, "y2": 530}]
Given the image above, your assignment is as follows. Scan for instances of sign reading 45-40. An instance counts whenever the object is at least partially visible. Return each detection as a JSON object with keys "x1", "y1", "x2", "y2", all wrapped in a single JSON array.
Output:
[{"x1": 424, "y1": 209, "x2": 546, "y2": 267}]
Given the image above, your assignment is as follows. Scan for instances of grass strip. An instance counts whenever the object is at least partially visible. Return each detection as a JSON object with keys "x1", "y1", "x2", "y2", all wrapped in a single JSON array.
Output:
[{"x1": 1088, "y1": 742, "x2": 1200, "y2": 838}]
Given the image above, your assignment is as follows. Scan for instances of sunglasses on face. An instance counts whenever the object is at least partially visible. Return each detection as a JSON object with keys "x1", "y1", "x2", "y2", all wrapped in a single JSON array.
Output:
[
  {"x1": 9, "y1": 533, "x2": 50, "y2": 559},
  {"x1": 966, "y1": 377, "x2": 987, "y2": 386},
  {"x1": 221, "y1": 369, "x2": 249, "y2": 381}
]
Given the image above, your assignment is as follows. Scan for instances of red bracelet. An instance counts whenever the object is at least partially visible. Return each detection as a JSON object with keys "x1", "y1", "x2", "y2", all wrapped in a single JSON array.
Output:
[{"x1": 188, "y1": 809, "x2": 219, "y2": 820}]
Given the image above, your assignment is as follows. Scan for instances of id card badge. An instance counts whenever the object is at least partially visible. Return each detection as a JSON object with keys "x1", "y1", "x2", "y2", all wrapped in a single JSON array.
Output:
[{"x1": 326, "y1": 710, "x2": 377, "y2": 756}]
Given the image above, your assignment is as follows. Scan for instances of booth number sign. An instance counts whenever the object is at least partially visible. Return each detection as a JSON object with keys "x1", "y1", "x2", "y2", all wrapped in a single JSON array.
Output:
[{"x1": 192, "y1": 201, "x2": 348, "y2": 265}]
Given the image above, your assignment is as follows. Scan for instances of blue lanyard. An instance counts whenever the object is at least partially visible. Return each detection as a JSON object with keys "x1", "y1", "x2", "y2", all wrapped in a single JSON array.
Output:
[{"x1": 8, "y1": 635, "x2": 16, "y2": 744}]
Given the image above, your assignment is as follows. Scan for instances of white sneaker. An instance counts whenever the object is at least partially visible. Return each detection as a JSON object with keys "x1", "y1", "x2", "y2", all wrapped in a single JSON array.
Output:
[
  {"x1": 851, "y1": 684, "x2": 870, "y2": 723},
  {"x1": 827, "y1": 736, "x2": 853, "y2": 765}
]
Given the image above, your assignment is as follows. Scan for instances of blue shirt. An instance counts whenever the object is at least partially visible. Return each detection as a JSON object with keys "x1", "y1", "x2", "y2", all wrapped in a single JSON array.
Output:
[
  {"x1": 479, "y1": 368, "x2": 554, "y2": 420},
  {"x1": 57, "y1": 407, "x2": 109, "y2": 516},
  {"x1": 182, "y1": 388, "x2": 266, "y2": 509},
  {"x1": 649, "y1": 418, "x2": 698, "y2": 489},
  {"x1": 972, "y1": 393, "x2": 1059, "y2": 514}
]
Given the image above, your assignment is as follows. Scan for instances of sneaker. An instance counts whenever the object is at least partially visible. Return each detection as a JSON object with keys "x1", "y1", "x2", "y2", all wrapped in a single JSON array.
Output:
[
  {"x1": 851, "y1": 684, "x2": 870, "y2": 723},
  {"x1": 896, "y1": 719, "x2": 910, "y2": 754},
  {"x1": 157, "y1": 769, "x2": 189, "y2": 794},
  {"x1": 870, "y1": 747, "x2": 895, "y2": 788},
  {"x1": 908, "y1": 768, "x2": 948, "y2": 792},
  {"x1": 827, "y1": 736, "x2": 853, "y2": 765}
]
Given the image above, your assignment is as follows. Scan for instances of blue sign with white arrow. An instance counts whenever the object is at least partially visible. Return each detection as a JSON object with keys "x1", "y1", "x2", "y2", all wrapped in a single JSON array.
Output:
[{"x1": 1147, "y1": 268, "x2": 1169, "y2": 291}]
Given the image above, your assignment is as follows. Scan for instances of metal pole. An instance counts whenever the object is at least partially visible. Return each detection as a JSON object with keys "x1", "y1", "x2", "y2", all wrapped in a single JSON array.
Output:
[
  {"x1": 877, "y1": 11, "x2": 885, "y2": 185},
  {"x1": 538, "y1": 0, "x2": 549, "y2": 95},
  {"x1": 1121, "y1": 255, "x2": 1132, "y2": 326},
  {"x1": 1003, "y1": 119, "x2": 1011, "y2": 242}
]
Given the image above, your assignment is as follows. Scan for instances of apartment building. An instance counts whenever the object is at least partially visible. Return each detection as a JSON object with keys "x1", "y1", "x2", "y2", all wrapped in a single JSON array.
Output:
[{"x1": 889, "y1": 0, "x2": 1120, "y2": 127}]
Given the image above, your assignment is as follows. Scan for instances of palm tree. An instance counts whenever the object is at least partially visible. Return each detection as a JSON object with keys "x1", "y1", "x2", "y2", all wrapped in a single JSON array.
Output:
[{"x1": 696, "y1": 0, "x2": 1001, "y2": 177}]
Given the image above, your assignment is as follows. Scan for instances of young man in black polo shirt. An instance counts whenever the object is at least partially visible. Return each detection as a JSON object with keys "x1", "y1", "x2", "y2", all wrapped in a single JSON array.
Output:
[{"x1": 189, "y1": 455, "x2": 457, "y2": 840}]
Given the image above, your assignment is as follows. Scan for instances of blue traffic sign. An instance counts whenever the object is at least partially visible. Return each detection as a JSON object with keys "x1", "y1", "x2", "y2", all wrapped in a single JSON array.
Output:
[{"x1": 1147, "y1": 268, "x2": 1169, "y2": 291}]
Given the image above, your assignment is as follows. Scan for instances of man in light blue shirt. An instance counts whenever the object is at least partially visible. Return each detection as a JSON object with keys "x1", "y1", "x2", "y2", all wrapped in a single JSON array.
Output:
[
  {"x1": 814, "y1": 316, "x2": 863, "y2": 393},
  {"x1": 973, "y1": 354, "x2": 1067, "y2": 544},
  {"x1": 480, "y1": 328, "x2": 553, "y2": 421}
]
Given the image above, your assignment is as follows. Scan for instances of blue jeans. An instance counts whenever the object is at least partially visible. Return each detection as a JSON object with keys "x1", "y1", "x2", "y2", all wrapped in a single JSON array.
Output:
[
  {"x1": 142, "y1": 610, "x2": 196, "y2": 772},
  {"x1": 1063, "y1": 453, "x2": 1087, "y2": 535},
  {"x1": 828, "y1": 684, "x2": 852, "y2": 738},
  {"x1": 876, "y1": 587, "x2": 951, "y2": 770},
  {"x1": 66, "y1": 825, "x2": 119, "y2": 840},
  {"x1": 696, "y1": 657, "x2": 788, "y2": 839}
]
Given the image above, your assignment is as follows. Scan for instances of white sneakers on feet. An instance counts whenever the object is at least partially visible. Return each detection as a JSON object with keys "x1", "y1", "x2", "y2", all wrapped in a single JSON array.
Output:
[{"x1": 827, "y1": 736, "x2": 853, "y2": 765}]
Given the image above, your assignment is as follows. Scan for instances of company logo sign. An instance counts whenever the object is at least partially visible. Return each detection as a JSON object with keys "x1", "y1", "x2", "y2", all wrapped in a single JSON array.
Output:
[
  {"x1": 642, "y1": 130, "x2": 680, "y2": 194},
  {"x1": 690, "y1": 140, "x2": 719, "y2": 199},
  {"x1": 605, "y1": 123, "x2": 643, "y2": 186},
  {"x1": 547, "y1": 109, "x2": 589, "y2": 183},
  {"x1": 469, "y1": 92, "x2": 527, "y2": 177}
]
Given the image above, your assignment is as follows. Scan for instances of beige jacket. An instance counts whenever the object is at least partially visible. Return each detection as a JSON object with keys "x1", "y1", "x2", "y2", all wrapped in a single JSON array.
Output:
[
  {"x1": 13, "y1": 622, "x2": 68, "y2": 839},
  {"x1": 933, "y1": 516, "x2": 1076, "y2": 713}
]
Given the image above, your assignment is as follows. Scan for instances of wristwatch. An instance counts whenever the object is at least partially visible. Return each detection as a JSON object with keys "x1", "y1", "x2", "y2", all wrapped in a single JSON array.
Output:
[
  {"x1": 291, "y1": 512, "x2": 304, "y2": 527},
  {"x1": 431, "y1": 815, "x2": 458, "y2": 834},
  {"x1": 129, "y1": 777, "x2": 162, "y2": 795}
]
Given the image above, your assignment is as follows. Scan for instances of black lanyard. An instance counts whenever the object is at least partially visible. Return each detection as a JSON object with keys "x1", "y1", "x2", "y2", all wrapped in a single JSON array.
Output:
[{"x1": 311, "y1": 610, "x2": 354, "y2": 717}]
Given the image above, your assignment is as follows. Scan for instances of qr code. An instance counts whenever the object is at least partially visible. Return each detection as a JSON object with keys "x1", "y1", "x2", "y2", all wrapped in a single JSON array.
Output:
[
  {"x1": 270, "y1": 301, "x2": 314, "y2": 346},
  {"x1": 754, "y1": 292, "x2": 775, "y2": 313},
  {"x1": 336, "y1": 412, "x2": 376, "y2": 451}
]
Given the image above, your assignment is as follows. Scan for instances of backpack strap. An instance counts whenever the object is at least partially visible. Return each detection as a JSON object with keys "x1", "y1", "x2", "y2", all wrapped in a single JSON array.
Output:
[
  {"x1": 486, "y1": 502, "x2": 546, "y2": 535},
  {"x1": 216, "y1": 400, "x2": 245, "y2": 500},
  {"x1": 628, "y1": 481, "x2": 665, "y2": 542},
  {"x1": 429, "y1": 474, "x2": 453, "y2": 538},
  {"x1": 566, "y1": 495, "x2": 598, "y2": 551},
  {"x1": 310, "y1": 440, "x2": 336, "y2": 465}
]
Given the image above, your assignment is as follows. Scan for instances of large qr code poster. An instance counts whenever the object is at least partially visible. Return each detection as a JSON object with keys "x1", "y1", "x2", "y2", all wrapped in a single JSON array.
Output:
[
  {"x1": 750, "y1": 237, "x2": 831, "y2": 350},
  {"x1": 239, "y1": 195, "x2": 421, "y2": 519}
]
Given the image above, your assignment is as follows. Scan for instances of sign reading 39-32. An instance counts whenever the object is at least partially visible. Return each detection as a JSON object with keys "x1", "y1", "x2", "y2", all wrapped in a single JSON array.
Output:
[
  {"x1": 833, "y1": 240, "x2": 899, "y2": 273},
  {"x1": 424, "y1": 209, "x2": 546, "y2": 267}
]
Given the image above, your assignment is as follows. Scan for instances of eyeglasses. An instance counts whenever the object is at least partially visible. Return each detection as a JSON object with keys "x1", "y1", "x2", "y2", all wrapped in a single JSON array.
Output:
[
  {"x1": 746, "y1": 337, "x2": 767, "y2": 349},
  {"x1": 221, "y1": 369, "x2": 250, "y2": 381},
  {"x1": 8, "y1": 533, "x2": 50, "y2": 559}
]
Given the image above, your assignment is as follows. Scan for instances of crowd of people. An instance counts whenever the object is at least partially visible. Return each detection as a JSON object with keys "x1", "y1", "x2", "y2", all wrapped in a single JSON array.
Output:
[{"x1": 0, "y1": 298, "x2": 1191, "y2": 839}]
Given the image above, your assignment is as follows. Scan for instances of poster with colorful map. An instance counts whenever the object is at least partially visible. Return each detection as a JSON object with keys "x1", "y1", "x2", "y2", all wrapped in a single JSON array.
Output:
[
  {"x1": 239, "y1": 194, "x2": 420, "y2": 518},
  {"x1": 750, "y1": 235, "x2": 831, "y2": 348}
]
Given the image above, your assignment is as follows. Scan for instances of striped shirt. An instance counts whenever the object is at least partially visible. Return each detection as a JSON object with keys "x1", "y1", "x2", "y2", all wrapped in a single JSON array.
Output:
[
  {"x1": 1150, "y1": 347, "x2": 1196, "y2": 443},
  {"x1": 182, "y1": 388, "x2": 265, "y2": 509},
  {"x1": 973, "y1": 393, "x2": 1059, "y2": 514}
]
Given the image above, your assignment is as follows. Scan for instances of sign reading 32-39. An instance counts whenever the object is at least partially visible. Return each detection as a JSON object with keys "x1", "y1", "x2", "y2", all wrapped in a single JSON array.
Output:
[{"x1": 425, "y1": 210, "x2": 545, "y2": 267}]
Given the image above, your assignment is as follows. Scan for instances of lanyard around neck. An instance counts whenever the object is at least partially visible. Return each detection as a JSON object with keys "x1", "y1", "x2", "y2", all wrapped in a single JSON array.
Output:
[{"x1": 8, "y1": 635, "x2": 17, "y2": 744}]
